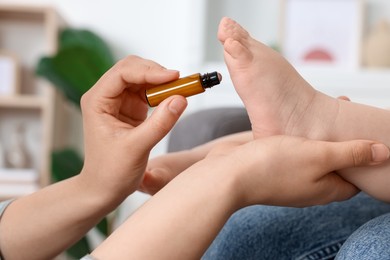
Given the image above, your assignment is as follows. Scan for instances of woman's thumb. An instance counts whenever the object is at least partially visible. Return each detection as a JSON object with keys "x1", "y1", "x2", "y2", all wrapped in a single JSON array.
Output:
[
  {"x1": 330, "y1": 140, "x2": 390, "y2": 170},
  {"x1": 137, "y1": 95, "x2": 187, "y2": 150}
]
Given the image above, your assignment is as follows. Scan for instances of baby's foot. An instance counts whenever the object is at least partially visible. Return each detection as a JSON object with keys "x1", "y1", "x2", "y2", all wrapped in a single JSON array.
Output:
[
  {"x1": 139, "y1": 150, "x2": 199, "y2": 195},
  {"x1": 218, "y1": 17, "x2": 339, "y2": 140}
]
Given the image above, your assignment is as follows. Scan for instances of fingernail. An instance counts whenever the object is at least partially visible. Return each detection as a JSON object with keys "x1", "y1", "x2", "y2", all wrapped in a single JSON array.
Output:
[
  {"x1": 168, "y1": 97, "x2": 187, "y2": 115},
  {"x1": 165, "y1": 69, "x2": 179, "y2": 73},
  {"x1": 371, "y1": 143, "x2": 390, "y2": 162}
]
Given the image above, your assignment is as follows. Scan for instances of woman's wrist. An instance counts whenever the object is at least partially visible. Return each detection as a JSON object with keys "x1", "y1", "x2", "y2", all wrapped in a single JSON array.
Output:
[
  {"x1": 193, "y1": 157, "x2": 246, "y2": 212},
  {"x1": 75, "y1": 172, "x2": 129, "y2": 214}
]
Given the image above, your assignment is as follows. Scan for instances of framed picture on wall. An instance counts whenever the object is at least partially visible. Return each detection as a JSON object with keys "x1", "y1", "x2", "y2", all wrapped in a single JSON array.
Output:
[
  {"x1": 0, "y1": 51, "x2": 20, "y2": 95},
  {"x1": 280, "y1": 0, "x2": 364, "y2": 69}
]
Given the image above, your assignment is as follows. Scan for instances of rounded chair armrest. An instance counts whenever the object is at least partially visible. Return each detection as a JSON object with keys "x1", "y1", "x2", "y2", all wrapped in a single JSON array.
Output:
[{"x1": 167, "y1": 107, "x2": 251, "y2": 152}]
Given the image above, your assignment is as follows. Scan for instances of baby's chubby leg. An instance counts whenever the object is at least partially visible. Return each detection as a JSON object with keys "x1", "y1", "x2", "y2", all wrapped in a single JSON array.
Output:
[
  {"x1": 218, "y1": 17, "x2": 339, "y2": 140},
  {"x1": 218, "y1": 17, "x2": 390, "y2": 202}
]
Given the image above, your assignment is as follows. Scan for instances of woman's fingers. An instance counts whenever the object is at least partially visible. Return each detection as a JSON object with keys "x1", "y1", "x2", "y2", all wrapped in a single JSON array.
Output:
[
  {"x1": 320, "y1": 140, "x2": 390, "y2": 172},
  {"x1": 134, "y1": 95, "x2": 187, "y2": 151}
]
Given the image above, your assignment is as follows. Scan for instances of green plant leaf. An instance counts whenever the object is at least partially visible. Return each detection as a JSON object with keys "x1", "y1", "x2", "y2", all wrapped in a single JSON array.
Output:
[
  {"x1": 36, "y1": 28, "x2": 115, "y2": 107},
  {"x1": 59, "y1": 29, "x2": 115, "y2": 67},
  {"x1": 66, "y1": 236, "x2": 91, "y2": 259},
  {"x1": 51, "y1": 148, "x2": 83, "y2": 182},
  {"x1": 96, "y1": 217, "x2": 109, "y2": 237},
  {"x1": 36, "y1": 57, "x2": 84, "y2": 106}
]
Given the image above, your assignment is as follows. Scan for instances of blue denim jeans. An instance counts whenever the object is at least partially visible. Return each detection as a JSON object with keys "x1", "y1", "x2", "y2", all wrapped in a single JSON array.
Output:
[
  {"x1": 203, "y1": 192, "x2": 390, "y2": 260},
  {"x1": 335, "y1": 212, "x2": 390, "y2": 259}
]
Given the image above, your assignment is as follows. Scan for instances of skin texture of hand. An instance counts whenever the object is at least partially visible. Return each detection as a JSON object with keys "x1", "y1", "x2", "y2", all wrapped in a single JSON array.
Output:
[
  {"x1": 0, "y1": 55, "x2": 188, "y2": 260},
  {"x1": 80, "y1": 55, "x2": 188, "y2": 202},
  {"x1": 139, "y1": 131, "x2": 253, "y2": 195},
  {"x1": 221, "y1": 136, "x2": 390, "y2": 207},
  {"x1": 92, "y1": 135, "x2": 389, "y2": 260}
]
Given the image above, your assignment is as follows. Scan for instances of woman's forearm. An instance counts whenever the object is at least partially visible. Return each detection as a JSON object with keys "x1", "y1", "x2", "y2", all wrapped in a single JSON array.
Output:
[
  {"x1": 92, "y1": 161, "x2": 239, "y2": 260},
  {"x1": 0, "y1": 175, "x2": 120, "y2": 260}
]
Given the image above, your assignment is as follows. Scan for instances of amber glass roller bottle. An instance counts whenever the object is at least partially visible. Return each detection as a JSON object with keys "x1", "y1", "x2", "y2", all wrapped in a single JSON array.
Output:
[{"x1": 145, "y1": 71, "x2": 222, "y2": 107}]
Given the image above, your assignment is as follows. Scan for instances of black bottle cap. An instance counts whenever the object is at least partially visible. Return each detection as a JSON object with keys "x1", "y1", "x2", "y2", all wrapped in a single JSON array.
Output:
[{"x1": 200, "y1": 71, "x2": 222, "y2": 88}]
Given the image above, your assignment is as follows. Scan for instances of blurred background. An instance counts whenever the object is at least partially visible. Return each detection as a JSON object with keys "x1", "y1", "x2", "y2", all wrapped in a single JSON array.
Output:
[{"x1": 1, "y1": 0, "x2": 390, "y2": 258}]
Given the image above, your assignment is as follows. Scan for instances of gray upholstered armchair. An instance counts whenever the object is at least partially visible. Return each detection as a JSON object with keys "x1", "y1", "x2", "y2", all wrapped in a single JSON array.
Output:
[{"x1": 167, "y1": 107, "x2": 251, "y2": 153}]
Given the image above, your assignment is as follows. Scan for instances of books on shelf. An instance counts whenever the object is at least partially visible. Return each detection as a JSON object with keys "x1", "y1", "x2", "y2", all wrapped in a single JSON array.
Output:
[{"x1": 0, "y1": 168, "x2": 39, "y2": 198}]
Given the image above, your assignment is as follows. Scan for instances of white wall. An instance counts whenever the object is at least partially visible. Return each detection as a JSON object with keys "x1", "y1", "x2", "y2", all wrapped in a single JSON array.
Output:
[
  {"x1": 0, "y1": 0, "x2": 206, "y2": 72},
  {"x1": 3, "y1": 0, "x2": 390, "y2": 69}
]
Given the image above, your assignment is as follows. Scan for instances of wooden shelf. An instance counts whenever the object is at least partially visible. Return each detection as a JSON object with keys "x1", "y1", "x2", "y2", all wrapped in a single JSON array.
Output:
[
  {"x1": 0, "y1": 168, "x2": 39, "y2": 199},
  {"x1": 0, "y1": 4, "x2": 63, "y2": 200},
  {"x1": 0, "y1": 5, "x2": 48, "y2": 19},
  {"x1": 0, "y1": 95, "x2": 45, "y2": 109}
]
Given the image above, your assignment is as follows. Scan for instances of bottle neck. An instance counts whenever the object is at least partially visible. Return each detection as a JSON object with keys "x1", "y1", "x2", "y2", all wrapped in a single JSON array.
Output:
[{"x1": 200, "y1": 71, "x2": 221, "y2": 88}]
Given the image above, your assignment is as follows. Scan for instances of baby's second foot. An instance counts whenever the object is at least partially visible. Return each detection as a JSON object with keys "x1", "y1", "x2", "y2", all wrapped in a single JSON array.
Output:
[
  {"x1": 139, "y1": 150, "x2": 199, "y2": 195},
  {"x1": 218, "y1": 17, "x2": 339, "y2": 140}
]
